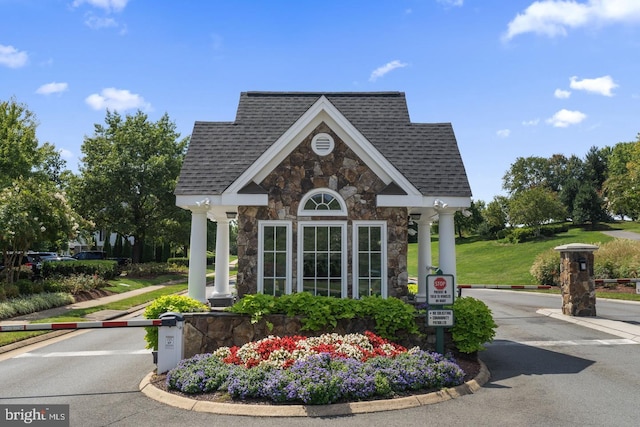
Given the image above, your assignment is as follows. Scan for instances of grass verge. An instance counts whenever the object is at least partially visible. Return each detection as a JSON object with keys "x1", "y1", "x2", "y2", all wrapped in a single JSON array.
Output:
[{"x1": 0, "y1": 283, "x2": 187, "y2": 347}]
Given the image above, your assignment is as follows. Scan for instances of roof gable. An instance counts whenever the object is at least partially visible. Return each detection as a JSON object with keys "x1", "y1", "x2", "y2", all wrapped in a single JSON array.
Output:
[{"x1": 175, "y1": 92, "x2": 472, "y2": 200}]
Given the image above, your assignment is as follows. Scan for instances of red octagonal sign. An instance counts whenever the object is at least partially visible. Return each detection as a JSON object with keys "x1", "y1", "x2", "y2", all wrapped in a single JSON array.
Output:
[{"x1": 434, "y1": 277, "x2": 447, "y2": 290}]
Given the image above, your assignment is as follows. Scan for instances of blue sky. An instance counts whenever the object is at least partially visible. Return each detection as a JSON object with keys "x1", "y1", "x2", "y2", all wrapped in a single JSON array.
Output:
[{"x1": 2, "y1": 0, "x2": 639, "y2": 203}]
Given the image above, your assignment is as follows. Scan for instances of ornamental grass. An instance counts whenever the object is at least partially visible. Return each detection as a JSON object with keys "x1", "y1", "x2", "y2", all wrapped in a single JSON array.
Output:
[{"x1": 166, "y1": 331, "x2": 465, "y2": 405}]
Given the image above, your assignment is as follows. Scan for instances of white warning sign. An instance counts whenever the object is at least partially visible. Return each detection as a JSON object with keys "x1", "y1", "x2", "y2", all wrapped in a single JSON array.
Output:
[{"x1": 428, "y1": 309, "x2": 454, "y2": 327}]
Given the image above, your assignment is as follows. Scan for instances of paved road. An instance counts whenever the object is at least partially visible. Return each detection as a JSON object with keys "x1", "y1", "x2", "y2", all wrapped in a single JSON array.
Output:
[
  {"x1": 601, "y1": 229, "x2": 640, "y2": 241},
  {"x1": 2, "y1": 290, "x2": 639, "y2": 426}
]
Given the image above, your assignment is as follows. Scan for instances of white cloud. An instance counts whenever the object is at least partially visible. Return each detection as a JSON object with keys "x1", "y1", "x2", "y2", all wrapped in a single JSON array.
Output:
[
  {"x1": 497, "y1": 129, "x2": 511, "y2": 138},
  {"x1": 59, "y1": 148, "x2": 75, "y2": 161},
  {"x1": 72, "y1": 0, "x2": 129, "y2": 13},
  {"x1": 0, "y1": 44, "x2": 28, "y2": 68},
  {"x1": 569, "y1": 75, "x2": 618, "y2": 96},
  {"x1": 437, "y1": 0, "x2": 464, "y2": 6},
  {"x1": 503, "y1": 0, "x2": 640, "y2": 41},
  {"x1": 546, "y1": 109, "x2": 587, "y2": 127},
  {"x1": 522, "y1": 118, "x2": 540, "y2": 126},
  {"x1": 85, "y1": 88, "x2": 151, "y2": 111},
  {"x1": 36, "y1": 82, "x2": 69, "y2": 95},
  {"x1": 369, "y1": 60, "x2": 408, "y2": 82},
  {"x1": 85, "y1": 14, "x2": 118, "y2": 29},
  {"x1": 554, "y1": 88, "x2": 571, "y2": 98}
]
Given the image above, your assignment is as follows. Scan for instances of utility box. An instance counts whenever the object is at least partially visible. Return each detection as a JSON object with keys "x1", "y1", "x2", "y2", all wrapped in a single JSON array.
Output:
[
  {"x1": 157, "y1": 312, "x2": 184, "y2": 374},
  {"x1": 554, "y1": 243, "x2": 598, "y2": 317}
]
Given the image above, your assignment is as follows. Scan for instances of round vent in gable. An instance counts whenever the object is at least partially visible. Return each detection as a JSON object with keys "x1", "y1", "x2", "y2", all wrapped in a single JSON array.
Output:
[{"x1": 311, "y1": 133, "x2": 334, "y2": 156}]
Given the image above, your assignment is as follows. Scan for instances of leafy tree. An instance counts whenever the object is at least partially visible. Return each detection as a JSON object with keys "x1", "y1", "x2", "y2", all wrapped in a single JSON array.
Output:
[
  {"x1": 502, "y1": 156, "x2": 550, "y2": 195},
  {"x1": 483, "y1": 195, "x2": 509, "y2": 232},
  {"x1": 72, "y1": 110, "x2": 188, "y2": 263},
  {"x1": 454, "y1": 200, "x2": 484, "y2": 238},
  {"x1": 508, "y1": 187, "x2": 567, "y2": 235},
  {"x1": 572, "y1": 182, "x2": 608, "y2": 226},
  {"x1": 0, "y1": 178, "x2": 84, "y2": 283},
  {"x1": 604, "y1": 137, "x2": 640, "y2": 220},
  {"x1": 0, "y1": 98, "x2": 39, "y2": 188}
]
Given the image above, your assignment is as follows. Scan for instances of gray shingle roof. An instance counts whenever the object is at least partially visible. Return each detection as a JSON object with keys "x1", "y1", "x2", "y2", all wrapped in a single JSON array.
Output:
[{"x1": 175, "y1": 91, "x2": 472, "y2": 198}]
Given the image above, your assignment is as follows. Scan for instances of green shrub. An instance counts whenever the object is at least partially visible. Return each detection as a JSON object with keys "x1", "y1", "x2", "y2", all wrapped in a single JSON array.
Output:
[
  {"x1": 0, "y1": 292, "x2": 74, "y2": 320},
  {"x1": 42, "y1": 260, "x2": 118, "y2": 280},
  {"x1": 530, "y1": 249, "x2": 561, "y2": 285},
  {"x1": 227, "y1": 293, "x2": 419, "y2": 341},
  {"x1": 125, "y1": 262, "x2": 178, "y2": 277},
  {"x1": 167, "y1": 257, "x2": 189, "y2": 268},
  {"x1": 593, "y1": 239, "x2": 640, "y2": 279},
  {"x1": 16, "y1": 279, "x2": 45, "y2": 295},
  {"x1": 143, "y1": 295, "x2": 209, "y2": 350},
  {"x1": 43, "y1": 274, "x2": 108, "y2": 294},
  {"x1": 450, "y1": 297, "x2": 497, "y2": 353}
]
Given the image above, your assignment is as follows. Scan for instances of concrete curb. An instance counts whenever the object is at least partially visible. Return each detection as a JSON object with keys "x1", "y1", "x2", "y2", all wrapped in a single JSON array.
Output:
[
  {"x1": 537, "y1": 308, "x2": 640, "y2": 343},
  {"x1": 139, "y1": 359, "x2": 490, "y2": 417}
]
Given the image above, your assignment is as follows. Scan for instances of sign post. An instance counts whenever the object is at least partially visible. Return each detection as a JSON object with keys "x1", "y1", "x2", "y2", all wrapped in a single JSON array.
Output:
[{"x1": 426, "y1": 274, "x2": 455, "y2": 354}]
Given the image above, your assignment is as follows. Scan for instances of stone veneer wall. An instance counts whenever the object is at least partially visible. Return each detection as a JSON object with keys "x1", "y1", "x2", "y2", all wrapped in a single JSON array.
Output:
[
  {"x1": 181, "y1": 311, "x2": 450, "y2": 359},
  {"x1": 559, "y1": 251, "x2": 596, "y2": 316},
  {"x1": 236, "y1": 122, "x2": 408, "y2": 299}
]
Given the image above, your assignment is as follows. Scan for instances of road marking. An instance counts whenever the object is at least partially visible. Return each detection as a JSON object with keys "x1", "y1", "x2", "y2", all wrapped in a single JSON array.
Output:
[
  {"x1": 15, "y1": 349, "x2": 152, "y2": 358},
  {"x1": 493, "y1": 338, "x2": 638, "y2": 347}
]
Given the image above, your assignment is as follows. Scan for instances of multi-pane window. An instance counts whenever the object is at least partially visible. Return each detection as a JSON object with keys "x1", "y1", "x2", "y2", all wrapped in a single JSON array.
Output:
[
  {"x1": 299, "y1": 189, "x2": 347, "y2": 216},
  {"x1": 299, "y1": 223, "x2": 346, "y2": 297},
  {"x1": 259, "y1": 222, "x2": 291, "y2": 296},
  {"x1": 353, "y1": 222, "x2": 386, "y2": 298}
]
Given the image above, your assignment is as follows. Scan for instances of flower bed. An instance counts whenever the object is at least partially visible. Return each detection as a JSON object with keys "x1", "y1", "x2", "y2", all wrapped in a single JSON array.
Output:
[{"x1": 166, "y1": 331, "x2": 465, "y2": 405}]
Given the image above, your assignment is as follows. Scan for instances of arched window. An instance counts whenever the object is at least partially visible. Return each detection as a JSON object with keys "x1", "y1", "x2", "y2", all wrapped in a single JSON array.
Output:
[{"x1": 298, "y1": 189, "x2": 347, "y2": 216}]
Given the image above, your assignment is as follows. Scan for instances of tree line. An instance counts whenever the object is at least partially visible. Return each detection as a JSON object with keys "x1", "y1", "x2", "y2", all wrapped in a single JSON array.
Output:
[
  {"x1": 452, "y1": 134, "x2": 640, "y2": 240},
  {"x1": 0, "y1": 98, "x2": 197, "y2": 284}
]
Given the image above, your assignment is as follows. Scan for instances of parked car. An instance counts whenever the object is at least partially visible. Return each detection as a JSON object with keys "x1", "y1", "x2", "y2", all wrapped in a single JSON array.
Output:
[
  {"x1": 0, "y1": 253, "x2": 41, "y2": 273},
  {"x1": 72, "y1": 251, "x2": 107, "y2": 261}
]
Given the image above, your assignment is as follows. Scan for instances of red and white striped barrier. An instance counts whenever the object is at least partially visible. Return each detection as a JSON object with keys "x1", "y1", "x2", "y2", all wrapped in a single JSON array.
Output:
[
  {"x1": 457, "y1": 285, "x2": 552, "y2": 290},
  {"x1": 0, "y1": 319, "x2": 163, "y2": 333},
  {"x1": 594, "y1": 278, "x2": 640, "y2": 285}
]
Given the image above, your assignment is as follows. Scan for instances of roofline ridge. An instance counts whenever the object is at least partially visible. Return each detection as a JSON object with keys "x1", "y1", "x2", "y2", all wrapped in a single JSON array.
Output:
[{"x1": 242, "y1": 91, "x2": 404, "y2": 97}]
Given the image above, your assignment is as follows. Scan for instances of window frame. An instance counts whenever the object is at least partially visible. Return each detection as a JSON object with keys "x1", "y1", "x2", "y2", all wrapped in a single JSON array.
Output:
[
  {"x1": 352, "y1": 220, "x2": 388, "y2": 299},
  {"x1": 297, "y1": 220, "x2": 348, "y2": 298},
  {"x1": 257, "y1": 220, "x2": 293, "y2": 296},
  {"x1": 298, "y1": 188, "x2": 347, "y2": 217}
]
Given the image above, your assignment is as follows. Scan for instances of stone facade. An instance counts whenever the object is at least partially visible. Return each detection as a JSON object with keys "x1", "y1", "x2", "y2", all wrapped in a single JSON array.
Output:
[
  {"x1": 559, "y1": 250, "x2": 596, "y2": 316},
  {"x1": 181, "y1": 311, "x2": 449, "y2": 359},
  {"x1": 236, "y1": 122, "x2": 408, "y2": 299}
]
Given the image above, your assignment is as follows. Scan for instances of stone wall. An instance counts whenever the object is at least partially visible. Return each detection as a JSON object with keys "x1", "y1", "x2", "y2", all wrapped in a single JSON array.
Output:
[
  {"x1": 559, "y1": 251, "x2": 596, "y2": 316},
  {"x1": 181, "y1": 311, "x2": 450, "y2": 359},
  {"x1": 236, "y1": 122, "x2": 408, "y2": 298}
]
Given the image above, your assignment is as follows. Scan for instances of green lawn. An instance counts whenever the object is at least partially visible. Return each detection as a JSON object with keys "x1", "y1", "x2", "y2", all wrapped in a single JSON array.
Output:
[{"x1": 409, "y1": 227, "x2": 615, "y2": 285}]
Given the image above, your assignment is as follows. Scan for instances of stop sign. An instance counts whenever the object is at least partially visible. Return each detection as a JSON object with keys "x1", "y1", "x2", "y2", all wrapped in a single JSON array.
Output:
[{"x1": 434, "y1": 277, "x2": 447, "y2": 290}]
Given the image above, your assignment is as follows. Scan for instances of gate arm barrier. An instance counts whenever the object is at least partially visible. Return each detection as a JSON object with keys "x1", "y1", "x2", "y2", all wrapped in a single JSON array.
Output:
[
  {"x1": 457, "y1": 284, "x2": 552, "y2": 297},
  {"x1": 0, "y1": 318, "x2": 169, "y2": 332}
]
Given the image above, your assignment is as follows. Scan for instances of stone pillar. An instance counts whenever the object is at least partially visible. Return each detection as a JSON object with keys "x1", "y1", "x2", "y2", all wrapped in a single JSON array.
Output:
[
  {"x1": 211, "y1": 217, "x2": 234, "y2": 306},
  {"x1": 554, "y1": 243, "x2": 599, "y2": 316},
  {"x1": 437, "y1": 209, "x2": 457, "y2": 281},
  {"x1": 187, "y1": 206, "x2": 208, "y2": 303},
  {"x1": 416, "y1": 219, "x2": 432, "y2": 303}
]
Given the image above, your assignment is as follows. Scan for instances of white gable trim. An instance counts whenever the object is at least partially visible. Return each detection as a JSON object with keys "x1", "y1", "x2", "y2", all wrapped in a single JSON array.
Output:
[{"x1": 225, "y1": 96, "x2": 421, "y2": 197}]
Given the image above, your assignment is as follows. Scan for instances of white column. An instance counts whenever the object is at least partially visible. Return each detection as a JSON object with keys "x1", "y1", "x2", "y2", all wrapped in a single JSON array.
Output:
[
  {"x1": 212, "y1": 218, "x2": 231, "y2": 298},
  {"x1": 437, "y1": 209, "x2": 457, "y2": 281},
  {"x1": 416, "y1": 219, "x2": 432, "y2": 303},
  {"x1": 188, "y1": 206, "x2": 208, "y2": 303}
]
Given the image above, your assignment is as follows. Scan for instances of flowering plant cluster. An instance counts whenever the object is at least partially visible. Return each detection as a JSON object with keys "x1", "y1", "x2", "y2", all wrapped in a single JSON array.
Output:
[
  {"x1": 166, "y1": 332, "x2": 466, "y2": 405},
  {"x1": 212, "y1": 331, "x2": 407, "y2": 369}
]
